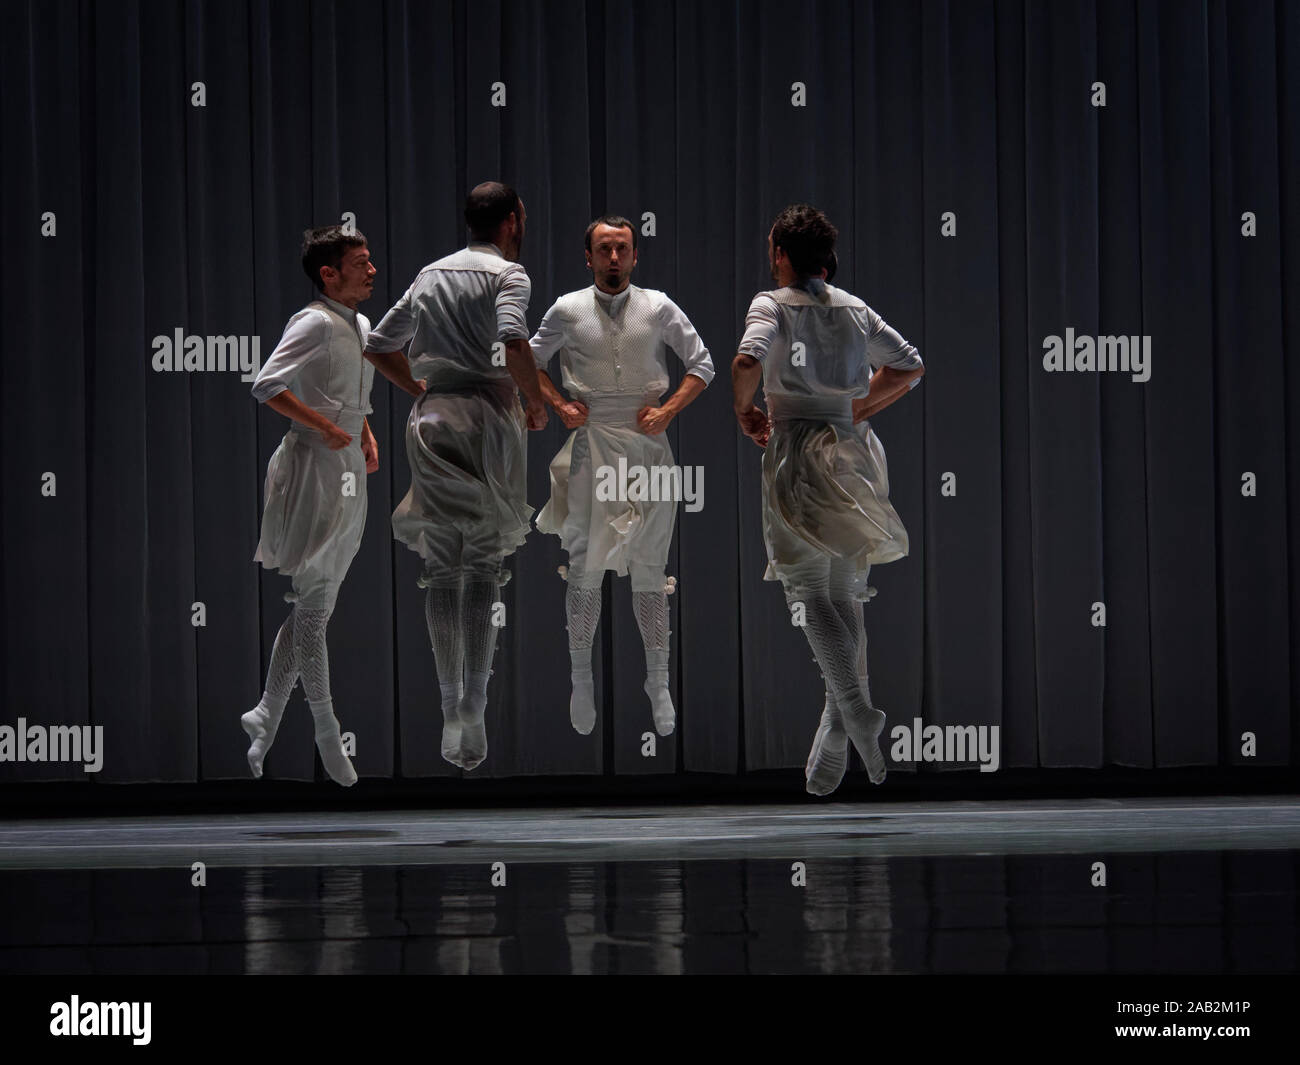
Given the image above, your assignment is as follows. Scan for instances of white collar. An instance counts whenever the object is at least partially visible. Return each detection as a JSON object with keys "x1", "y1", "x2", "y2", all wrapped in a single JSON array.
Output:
[
  {"x1": 593, "y1": 284, "x2": 633, "y2": 315},
  {"x1": 318, "y1": 293, "x2": 358, "y2": 319}
]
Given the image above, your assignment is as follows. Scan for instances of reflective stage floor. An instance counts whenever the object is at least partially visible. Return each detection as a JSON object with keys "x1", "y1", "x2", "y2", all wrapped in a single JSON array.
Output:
[{"x1": 2, "y1": 797, "x2": 1297, "y2": 974}]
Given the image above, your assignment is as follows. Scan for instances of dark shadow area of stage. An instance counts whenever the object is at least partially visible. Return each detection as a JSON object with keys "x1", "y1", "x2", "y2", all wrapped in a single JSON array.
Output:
[
  {"x1": 1, "y1": 848, "x2": 1296, "y2": 975},
  {"x1": 0, "y1": 765, "x2": 1297, "y2": 819}
]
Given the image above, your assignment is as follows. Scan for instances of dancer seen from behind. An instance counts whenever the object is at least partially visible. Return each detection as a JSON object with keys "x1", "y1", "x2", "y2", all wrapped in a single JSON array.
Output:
[
  {"x1": 364, "y1": 182, "x2": 549, "y2": 771},
  {"x1": 732, "y1": 204, "x2": 924, "y2": 796}
]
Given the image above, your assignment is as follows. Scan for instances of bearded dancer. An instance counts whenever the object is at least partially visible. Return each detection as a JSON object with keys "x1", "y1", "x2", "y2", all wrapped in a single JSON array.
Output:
[
  {"x1": 530, "y1": 216, "x2": 714, "y2": 737},
  {"x1": 363, "y1": 183, "x2": 548, "y2": 771},
  {"x1": 241, "y1": 225, "x2": 380, "y2": 786},
  {"x1": 732, "y1": 205, "x2": 924, "y2": 796}
]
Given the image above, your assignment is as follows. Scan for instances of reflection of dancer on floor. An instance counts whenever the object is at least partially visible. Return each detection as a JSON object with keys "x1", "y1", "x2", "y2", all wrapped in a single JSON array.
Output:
[
  {"x1": 732, "y1": 204, "x2": 924, "y2": 796},
  {"x1": 363, "y1": 183, "x2": 549, "y2": 771},
  {"x1": 530, "y1": 216, "x2": 714, "y2": 737},
  {"x1": 242, "y1": 226, "x2": 381, "y2": 786}
]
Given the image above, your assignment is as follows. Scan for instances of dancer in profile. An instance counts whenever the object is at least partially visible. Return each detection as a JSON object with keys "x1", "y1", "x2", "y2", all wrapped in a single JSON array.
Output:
[
  {"x1": 363, "y1": 182, "x2": 548, "y2": 771},
  {"x1": 242, "y1": 225, "x2": 380, "y2": 786},
  {"x1": 530, "y1": 215, "x2": 714, "y2": 737},
  {"x1": 732, "y1": 204, "x2": 924, "y2": 795}
]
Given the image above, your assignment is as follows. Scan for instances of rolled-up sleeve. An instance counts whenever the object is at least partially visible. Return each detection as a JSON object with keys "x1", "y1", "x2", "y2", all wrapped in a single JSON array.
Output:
[
  {"x1": 658, "y1": 296, "x2": 715, "y2": 385},
  {"x1": 365, "y1": 281, "x2": 418, "y2": 354},
  {"x1": 495, "y1": 264, "x2": 532, "y2": 342},
  {"x1": 865, "y1": 306, "x2": 924, "y2": 386},
  {"x1": 529, "y1": 303, "x2": 567, "y2": 370},
  {"x1": 251, "y1": 310, "x2": 328, "y2": 403},
  {"x1": 737, "y1": 294, "x2": 781, "y2": 361}
]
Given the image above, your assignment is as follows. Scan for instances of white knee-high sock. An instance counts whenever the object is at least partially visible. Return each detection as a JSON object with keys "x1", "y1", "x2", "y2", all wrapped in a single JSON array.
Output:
[
  {"x1": 458, "y1": 579, "x2": 501, "y2": 770},
  {"x1": 425, "y1": 583, "x2": 465, "y2": 766},
  {"x1": 805, "y1": 597, "x2": 865, "y2": 795},
  {"x1": 565, "y1": 582, "x2": 602, "y2": 735},
  {"x1": 797, "y1": 591, "x2": 885, "y2": 785},
  {"x1": 633, "y1": 589, "x2": 674, "y2": 736},
  {"x1": 242, "y1": 610, "x2": 297, "y2": 778},
  {"x1": 294, "y1": 605, "x2": 357, "y2": 787}
]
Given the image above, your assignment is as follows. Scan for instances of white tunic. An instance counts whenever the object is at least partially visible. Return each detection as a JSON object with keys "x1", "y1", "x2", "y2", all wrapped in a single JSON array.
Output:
[
  {"x1": 251, "y1": 294, "x2": 374, "y2": 605},
  {"x1": 529, "y1": 284, "x2": 714, "y2": 581},
  {"x1": 738, "y1": 278, "x2": 923, "y2": 593},
  {"x1": 738, "y1": 279, "x2": 923, "y2": 402},
  {"x1": 365, "y1": 243, "x2": 534, "y2": 580},
  {"x1": 365, "y1": 240, "x2": 530, "y2": 388}
]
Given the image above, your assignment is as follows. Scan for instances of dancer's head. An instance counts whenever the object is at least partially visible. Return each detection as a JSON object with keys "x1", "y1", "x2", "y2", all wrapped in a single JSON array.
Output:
[
  {"x1": 466, "y1": 182, "x2": 526, "y2": 260},
  {"x1": 768, "y1": 204, "x2": 837, "y2": 286},
  {"x1": 302, "y1": 225, "x2": 375, "y2": 308},
  {"x1": 584, "y1": 215, "x2": 638, "y2": 294}
]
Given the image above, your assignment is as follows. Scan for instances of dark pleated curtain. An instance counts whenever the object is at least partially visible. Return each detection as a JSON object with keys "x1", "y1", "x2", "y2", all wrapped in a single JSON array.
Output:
[{"x1": 1, "y1": 0, "x2": 1296, "y2": 785}]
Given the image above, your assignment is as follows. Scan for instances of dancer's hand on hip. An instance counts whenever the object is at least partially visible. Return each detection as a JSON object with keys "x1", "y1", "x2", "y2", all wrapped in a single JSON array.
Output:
[
  {"x1": 637, "y1": 405, "x2": 672, "y2": 435},
  {"x1": 361, "y1": 433, "x2": 379, "y2": 473},
  {"x1": 736, "y1": 405, "x2": 770, "y2": 448},
  {"x1": 323, "y1": 423, "x2": 353, "y2": 450},
  {"x1": 558, "y1": 401, "x2": 588, "y2": 429},
  {"x1": 525, "y1": 400, "x2": 549, "y2": 431}
]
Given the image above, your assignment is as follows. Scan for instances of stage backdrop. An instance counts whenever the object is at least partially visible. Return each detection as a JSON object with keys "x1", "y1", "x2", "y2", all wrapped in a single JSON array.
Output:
[{"x1": 2, "y1": 0, "x2": 1297, "y2": 784}]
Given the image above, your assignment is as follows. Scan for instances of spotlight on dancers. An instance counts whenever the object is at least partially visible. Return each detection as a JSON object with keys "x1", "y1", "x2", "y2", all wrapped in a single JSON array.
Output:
[
  {"x1": 732, "y1": 204, "x2": 924, "y2": 796},
  {"x1": 364, "y1": 182, "x2": 549, "y2": 771},
  {"x1": 243, "y1": 225, "x2": 381, "y2": 786}
]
